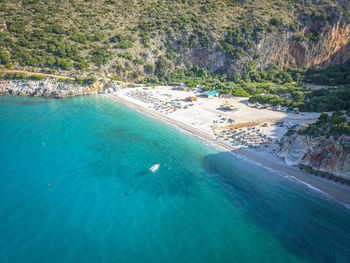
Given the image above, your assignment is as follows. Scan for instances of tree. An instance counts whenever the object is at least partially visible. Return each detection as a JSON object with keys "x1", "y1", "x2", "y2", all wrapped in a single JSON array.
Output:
[
  {"x1": 0, "y1": 49, "x2": 11, "y2": 65},
  {"x1": 155, "y1": 56, "x2": 172, "y2": 79},
  {"x1": 318, "y1": 112, "x2": 328, "y2": 122},
  {"x1": 144, "y1": 64, "x2": 154, "y2": 74},
  {"x1": 270, "y1": 18, "x2": 282, "y2": 28},
  {"x1": 292, "y1": 91, "x2": 305, "y2": 101}
]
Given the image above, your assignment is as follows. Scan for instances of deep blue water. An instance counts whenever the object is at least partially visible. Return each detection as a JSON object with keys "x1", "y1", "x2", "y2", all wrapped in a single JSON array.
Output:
[{"x1": 0, "y1": 95, "x2": 349, "y2": 263}]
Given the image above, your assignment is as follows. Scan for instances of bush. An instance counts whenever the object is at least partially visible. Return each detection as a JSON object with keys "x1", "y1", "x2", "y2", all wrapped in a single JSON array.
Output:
[
  {"x1": 270, "y1": 18, "x2": 283, "y2": 28},
  {"x1": 329, "y1": 122, "x2": 350, "y2": 136},
  {"x1": 155, "y1": 56, "x2": 172, "y2": 79},
  {"x1": 318, "y1": 112, "x2": 328, "y2": 122},
  {"x1": 55, "y1": 58, "x2": 72, "y2": 70},
  {"x1": 90, "y1": 47, "x2": 112, "y2": 66},
  {"x1": 305, "y1": 30, "x2": 319, "y2": 42},
  {"x1": 286, "y1": 129, "x2": 295, "y2": 136},
  {"x1": 5, "y1": 72, "x2": 26, "y2": 79},
  {"x1": 111, "y1": 34, "x2": 135, "y2": 49},
  {"x1": 28, "y1": 74, "x2": 45, "y2": 80},
  {"x1": 144, "y1": 64, "x2": 154, "y2": 74},
  {"x1": 232, "y1": 88, "x2": 250, "y2": 97},
  {"x1": 218, "y1": 25, "x2": 254, "y2": 59},
  {"x1": 140, "y1": 34, "x2": 150, "y2": 47},
  {"x1": 8, "y1": 22, "x2": 26, "y2": 33},
  {"x1": 75, "y1": 77, "x2": 97, "y2": 85},
  {"x1": 0, "y1": 49, "x2": 11, "y2": 65}
]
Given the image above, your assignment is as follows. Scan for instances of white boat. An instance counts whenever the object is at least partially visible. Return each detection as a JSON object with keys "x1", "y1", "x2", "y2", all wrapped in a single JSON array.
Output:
[{"x1": 149, "y1": 164, "x2": 160, "y2": 172}]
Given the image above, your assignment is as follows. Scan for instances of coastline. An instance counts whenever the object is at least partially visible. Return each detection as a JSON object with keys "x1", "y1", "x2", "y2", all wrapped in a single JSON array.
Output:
[{"x1": 107, "y1": 94, "x2": 350, "y2": 207}]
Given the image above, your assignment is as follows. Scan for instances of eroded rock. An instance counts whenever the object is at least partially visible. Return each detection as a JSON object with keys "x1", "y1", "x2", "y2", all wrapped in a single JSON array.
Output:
[{"x1": 279, "y1": 133, "x2": 350, "y2": 179}]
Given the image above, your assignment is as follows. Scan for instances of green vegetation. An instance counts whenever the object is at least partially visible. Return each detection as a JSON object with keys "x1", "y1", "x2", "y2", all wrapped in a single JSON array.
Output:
[
  {"x1": 1, "y1": 72, "x2": 95, "y2": 85},
  {"x1": 249, "y1": 86, "x2": 350, "y2": 112},
  {"x1": 111, "y1": 34, "x2": 136, "y2": 49},
  {"x1": 0, "y1": 0, "x2": 347, "y2": 80},
  {"x1": 74, "y1": 77, "x2": 97, "y2": 85},
  {"x1": 299, "y1": 111, "x2": 350, "y2": 137},
  {"x1": 300, "y1": 61, "x2": 350, "y2": 85},
  {"x1": 0, "y1": 0, "x2": 349, "y2": 107},
  {"x1": 4, "y1": 72, "x2": 27, "y2": 80},
  {"x1": 217, "y1": 25, "x2": 256, "y2": 59}
]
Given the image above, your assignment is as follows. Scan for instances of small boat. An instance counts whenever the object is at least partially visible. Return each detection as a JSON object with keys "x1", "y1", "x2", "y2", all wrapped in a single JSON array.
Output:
[{"x1": 149, "y1": 164, "x2": 160, "y2": 172}]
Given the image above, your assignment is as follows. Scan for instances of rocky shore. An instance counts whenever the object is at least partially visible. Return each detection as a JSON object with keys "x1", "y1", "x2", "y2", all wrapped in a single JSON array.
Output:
[
  {"x1": 0, "y1": 79, "x2": 89, "y2": 98},
  {"x1": 279, "y1": 133, "x2": 350, "y2": 180}
]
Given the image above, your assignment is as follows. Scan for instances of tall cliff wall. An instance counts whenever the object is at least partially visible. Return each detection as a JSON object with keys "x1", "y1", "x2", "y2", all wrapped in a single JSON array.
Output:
[
  {"x1": 259, "y1": 19, "x2": 350, "y2": 68},
  {"x1": 185, "y1": 18, "x2": 350, "y2": 76},
  {"x1": 278, "y1": 133, "x2": 350, "y2": 180}
]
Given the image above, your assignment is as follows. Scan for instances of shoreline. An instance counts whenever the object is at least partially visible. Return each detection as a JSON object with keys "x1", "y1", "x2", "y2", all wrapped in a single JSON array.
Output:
[{"x1": 107, "y1": 94, "x2": 350, "y2": 207}]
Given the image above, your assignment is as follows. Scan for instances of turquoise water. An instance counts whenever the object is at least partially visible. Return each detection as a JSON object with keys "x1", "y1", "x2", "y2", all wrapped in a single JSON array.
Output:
[{"x1": 0, "y1": 95, "x2": 349, "y2": 263}]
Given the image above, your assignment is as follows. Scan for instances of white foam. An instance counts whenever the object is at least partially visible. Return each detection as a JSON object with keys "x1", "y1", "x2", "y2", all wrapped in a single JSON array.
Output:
[{"x1": 228, "y1": 151, "x2": 350, "y2": 209}]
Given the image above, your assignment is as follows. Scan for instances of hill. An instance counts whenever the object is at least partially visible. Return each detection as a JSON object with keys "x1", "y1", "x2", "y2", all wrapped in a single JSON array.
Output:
[{"x1": 0, "y1": 0, "x2": 349, "y2": 83}]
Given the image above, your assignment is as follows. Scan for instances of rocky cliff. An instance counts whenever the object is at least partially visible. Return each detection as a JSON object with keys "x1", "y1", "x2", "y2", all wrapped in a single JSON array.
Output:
[
  {"x1": 0, "y1": 79, "x2": 89, "y2": 98},
  {"x1": 189, "y1": 18, "x2": 350, "y2": 76},
  {"x1": 258, "y1": 19, "x2": 350, "y2": 69},
  {"x1": 278, "y1": 133, "x2": 350, "y2": 180}
]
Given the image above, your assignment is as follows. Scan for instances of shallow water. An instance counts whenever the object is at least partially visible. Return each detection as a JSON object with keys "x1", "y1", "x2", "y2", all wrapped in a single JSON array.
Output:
[{"x1": 0, "y1": 95, "x2": 349, "y2": 263}]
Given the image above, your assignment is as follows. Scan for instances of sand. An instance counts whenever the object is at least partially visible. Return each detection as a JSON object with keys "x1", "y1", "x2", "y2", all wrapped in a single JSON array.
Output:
[{"x1": 106, "y1": 86, "x2": 350, "y2": 206}]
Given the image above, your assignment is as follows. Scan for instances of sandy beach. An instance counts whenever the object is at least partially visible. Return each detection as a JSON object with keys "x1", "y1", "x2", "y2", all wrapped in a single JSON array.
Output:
[{"x1": 106, "y1": 86, "x2": 350, "y2": 206}]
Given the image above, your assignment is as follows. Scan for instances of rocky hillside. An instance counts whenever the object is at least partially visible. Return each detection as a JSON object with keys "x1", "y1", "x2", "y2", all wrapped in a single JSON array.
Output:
[
  {"x1": 279, "y1": 133, "x2": 350, "y2": 180},
  {"x1": 0, "y1": 0, "x2": 349, "y2": 81}
]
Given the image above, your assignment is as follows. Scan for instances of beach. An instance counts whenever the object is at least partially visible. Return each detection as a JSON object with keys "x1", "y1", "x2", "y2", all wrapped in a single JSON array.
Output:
[{"x1": 107, "y1": 86, "x2": 350, "y2": 206}]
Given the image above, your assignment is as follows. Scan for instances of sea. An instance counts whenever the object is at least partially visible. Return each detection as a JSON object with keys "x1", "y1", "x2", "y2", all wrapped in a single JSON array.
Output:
[{"x1": 0, "y1": 95, "x2": 349, "y2": 263}]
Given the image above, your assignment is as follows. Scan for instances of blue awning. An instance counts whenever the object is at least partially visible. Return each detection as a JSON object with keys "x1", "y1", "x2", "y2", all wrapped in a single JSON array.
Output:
[{"x1": 204, "y1": 91, "x2": 219, "y2": 96}]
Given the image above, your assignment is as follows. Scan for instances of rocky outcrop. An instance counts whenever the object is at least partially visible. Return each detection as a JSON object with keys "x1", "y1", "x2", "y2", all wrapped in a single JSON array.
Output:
[
  {"x1": 0, "y1": 79, "x2": 89, "y2": 98},
  {"x1": 278, "y1": 134, "x2": 350, "y2": 179}
]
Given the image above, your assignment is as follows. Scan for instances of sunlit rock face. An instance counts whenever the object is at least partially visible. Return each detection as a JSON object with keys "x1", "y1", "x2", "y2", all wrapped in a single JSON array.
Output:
[{"x1": 279, "y1": 133, "x2": 350, "y2": 179}]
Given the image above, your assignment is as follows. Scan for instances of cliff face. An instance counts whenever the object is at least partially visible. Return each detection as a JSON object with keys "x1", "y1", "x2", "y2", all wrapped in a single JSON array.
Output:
[
  {"x1": 277, "y1": 19, "x2": 350, "y2": 68},
  {"x1": 247, "y1": 19, "x2": 350, "y2": 71},
  {"x1": 186, "y1": 18, "x2": 350, "y2": 75},
  {"x1": 278, "y1": 133, "x2": 350, "y2": 179},
  {"x1": 0, "y1": 79, "x2": 88, "y2": 98}
]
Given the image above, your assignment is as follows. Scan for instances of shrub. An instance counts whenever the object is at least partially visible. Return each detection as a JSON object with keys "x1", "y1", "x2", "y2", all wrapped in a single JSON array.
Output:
[
  {"x1": 90, "y1": 47, "x2": 112, "y2": 66},
  {"x1": 305, "y1": 30, "x2": 319, "y2": 42},
  {"x1": 0, "y1": 49, "x2": 11, "y2": 65},
  {"x1": 270, "y1": 18, "x2": 283, "y2": 28},
  {"x1": 4, "y1": 72, "x2": 26, "y2": 79},
  {"x1": 28, "y1": 74, "x2": 45, "y2": 80},
  {"x1": 232, "y1": 88, "x2": 250, "y2": 97},
  {"x1": 329, "y1": 123, "x2": 350, "y2": 136},
  {"x1": 111, "y1": 34, "x2": 135, "y2": 49},
  {"x1": 318, "y1": 112, "x2": 328, "y2": 122},
  {"x1": 286, "y1": 129, "x2": 295, "y2": 136},
  {"x1": 144, "y1": 64, "x2": 154, "y2": 74},
  {"x1": 155, "y1": 56, "x2": 172, "y2": 79},
  {"x1": 8, "y1": 22, "x2": 26, "y2": 33}
]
